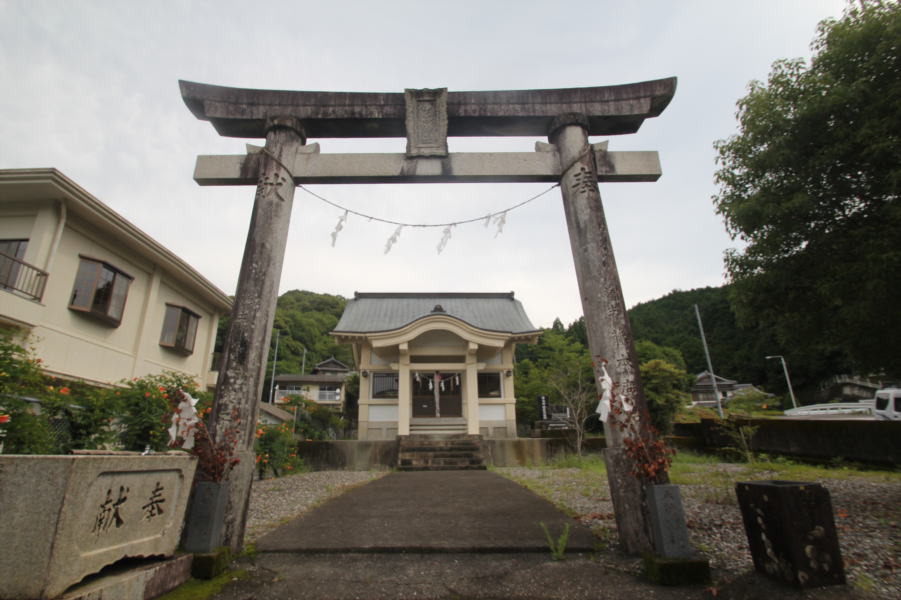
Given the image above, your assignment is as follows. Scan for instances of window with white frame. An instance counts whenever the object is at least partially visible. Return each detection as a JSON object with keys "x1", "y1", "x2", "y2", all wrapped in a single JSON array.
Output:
[
  {"x1": 160, "y1": 304, "x2": 201, "y2": 355},
  {"x1": 371, "y1": 372, "x2": 399, "y2": 399},
  {"x1": 69, "y1": 257, "x2": 133, "y2": 326}
]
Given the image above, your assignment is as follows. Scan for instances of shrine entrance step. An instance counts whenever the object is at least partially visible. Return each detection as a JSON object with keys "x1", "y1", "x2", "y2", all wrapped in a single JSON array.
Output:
[
  {"x1": 409, "y1": 417, "x2": 467, "y2": 436},
  {"x1": 397, "y1": 433, "x2": 486, "y2": 471}
]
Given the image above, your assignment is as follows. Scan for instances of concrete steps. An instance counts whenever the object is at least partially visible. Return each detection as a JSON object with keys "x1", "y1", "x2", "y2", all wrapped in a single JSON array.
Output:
[
  {"x1": 409, "y1": 417, "x2": 467, "y2": 436},
  {"x1": 397, "y1": 434, "x2": 486, "y2": 471}
]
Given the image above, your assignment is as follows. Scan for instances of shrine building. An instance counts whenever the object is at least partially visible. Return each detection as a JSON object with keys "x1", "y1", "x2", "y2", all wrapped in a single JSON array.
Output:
[{"x1": 332, "y1": 292, "x2": 539, "y2": 441}]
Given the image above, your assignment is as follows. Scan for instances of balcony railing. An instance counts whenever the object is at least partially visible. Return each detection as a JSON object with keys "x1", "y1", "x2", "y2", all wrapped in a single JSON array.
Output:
[{"x1": 0, "y1": 252, "x2": 48, "y2": 302}]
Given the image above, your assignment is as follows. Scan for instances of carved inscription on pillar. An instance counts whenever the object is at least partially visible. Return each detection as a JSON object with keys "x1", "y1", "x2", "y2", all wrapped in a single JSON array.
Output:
[{"x1": 405, "y1": 88, "x2": 448, "y2": 157}]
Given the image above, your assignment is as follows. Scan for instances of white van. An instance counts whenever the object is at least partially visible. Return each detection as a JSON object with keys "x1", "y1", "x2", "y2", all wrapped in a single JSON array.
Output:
[{"x1": 873, "y1": 388, "x2": 901, "y2": 421}]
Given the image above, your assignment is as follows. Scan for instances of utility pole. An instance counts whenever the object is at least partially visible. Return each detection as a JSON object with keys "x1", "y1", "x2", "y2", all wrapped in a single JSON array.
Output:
[
  {"x1": 268, "y1": 330, "x2": 280, "y2": 404},
  {"x1": 694, "y1": 304, "x2": 724, "y2": 418},
  {"x1": 766, "y1": 355, "x2": 798, "y2": 409}
]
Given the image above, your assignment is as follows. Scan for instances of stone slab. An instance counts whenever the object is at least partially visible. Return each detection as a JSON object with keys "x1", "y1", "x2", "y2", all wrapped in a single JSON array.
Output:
[
  {"x1": 646, "y1": 483, "x2": 693, "y2": 558},
  {"x1": 0, "y1": 454, "x2": 196, "y2": 599},
  {"x1": 60, "y1": 555, "x2": 192, "y2": 600},
  {"x1": 735, "y1": 480, "x2": 846, "y2": 588},
  {"x1": 193, "y1": 149, "x2": 661, "y2": 186}
]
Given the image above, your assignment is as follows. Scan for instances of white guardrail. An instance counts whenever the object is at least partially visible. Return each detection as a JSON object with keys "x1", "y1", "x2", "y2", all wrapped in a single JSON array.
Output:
[{"x1": 784, "y1": 400, "x2": 875, "y2": 417}]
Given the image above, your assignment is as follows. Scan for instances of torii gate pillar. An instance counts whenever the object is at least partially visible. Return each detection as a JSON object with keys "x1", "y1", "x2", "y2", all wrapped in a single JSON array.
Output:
[
  {"x1": 551, "y1": 113, "x2": 660, "y2": 553},
  {"x1": 209, "y1": 116, "x2": 306, "y2": 551}
]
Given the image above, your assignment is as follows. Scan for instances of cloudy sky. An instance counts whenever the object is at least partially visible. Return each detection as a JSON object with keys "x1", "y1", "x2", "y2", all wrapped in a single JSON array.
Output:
[{"x1": 1, "y1": 0, "x2": 847, "y2": 327}]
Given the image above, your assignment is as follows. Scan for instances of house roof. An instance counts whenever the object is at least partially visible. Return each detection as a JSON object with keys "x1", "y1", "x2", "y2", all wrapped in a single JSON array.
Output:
[
  {"x1": 313, "y1": 357, "x2": 349, "y2": 373},
  {"x1": 691, "y1": 371, "x2": 738, "y2": 390},
  {"x1": 332, "y1": 292, "x2": 539, "y2": 335},
  {"x1": 0, "y1": 168, "x2": 232, "y2": 313},
  {"x1": 259, "y1": 402, "x2": 293, "y2": 422}
]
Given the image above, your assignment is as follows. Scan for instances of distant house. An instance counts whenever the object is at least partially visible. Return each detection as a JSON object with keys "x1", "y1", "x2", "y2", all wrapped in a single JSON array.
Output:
[
  {"x1": 0, "y1": 168, "x2": 231, "y2": 390},
  {"x1": 258, "y1": 402, "x2": 294, "y2": 427},
  {"x1": 690, "y1": 371, "x2": 763, "y2": 405},
  {"x1": 273, "y1": 357, "x2": 351, "y2": 409},
  {"x1": 331, "y1": 292, "x2": 540, "y2": 440}
]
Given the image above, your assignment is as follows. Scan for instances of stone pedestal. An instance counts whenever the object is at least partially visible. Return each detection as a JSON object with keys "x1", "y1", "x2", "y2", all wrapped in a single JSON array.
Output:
[
  {"x1": 181, "y1": 480, "x2": 230, "y2": 553},
  {"x1": 735, "y1": 480, "x2": 845, "y2": 588},
  {"x1": 0, "y1": 454, "x2": 196, "y2": 600},
  {"x1": 646, "y1": 484, "x2": 693, "y2": 558}
]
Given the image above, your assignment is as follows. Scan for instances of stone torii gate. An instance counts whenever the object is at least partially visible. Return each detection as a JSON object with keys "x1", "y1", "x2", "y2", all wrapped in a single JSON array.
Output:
[{"x1": 180, "y1": 78, "x2": 680, "y2": 555}]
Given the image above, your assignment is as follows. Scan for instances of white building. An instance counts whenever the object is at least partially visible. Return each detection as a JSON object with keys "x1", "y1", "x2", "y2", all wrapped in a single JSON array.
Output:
[
  {"x1": 332, "y1": 292, "x2": 539, "y2": 440},
  {"x1": 0, "y1": 168, "x2": 231, "y2": 389}
]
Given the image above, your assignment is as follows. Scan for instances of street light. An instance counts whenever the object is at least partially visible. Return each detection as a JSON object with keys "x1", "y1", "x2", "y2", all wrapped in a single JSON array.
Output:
[{"x1": 766, "y1": 355, "x2": 798, "y2": 409}]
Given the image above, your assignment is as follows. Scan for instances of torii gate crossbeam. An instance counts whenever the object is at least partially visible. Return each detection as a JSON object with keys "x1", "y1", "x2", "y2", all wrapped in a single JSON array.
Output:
[{"x1": 180, "y1": 78, "x2": 682, "y2": 557}]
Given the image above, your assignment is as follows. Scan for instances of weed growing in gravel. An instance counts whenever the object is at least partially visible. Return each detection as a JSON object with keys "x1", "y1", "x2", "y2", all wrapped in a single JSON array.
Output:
[
  {"x1": 852, "y1": 572, "x2": 878, "y2": 592},
  {"x1": 540, "y1": 522, "x2": 571, "y2": 560}
]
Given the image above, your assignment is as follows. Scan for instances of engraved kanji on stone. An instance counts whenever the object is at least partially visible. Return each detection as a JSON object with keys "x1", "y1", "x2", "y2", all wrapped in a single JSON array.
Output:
[
  {"x1": 142, "y1": 481, "x2": 166, "y2": 520},
  {"x1": 92, "y1": 485, "x2": 129, "y2": 533},
  {"x1": 570, "y1": 165, "x2": 596, "y2": 196}
]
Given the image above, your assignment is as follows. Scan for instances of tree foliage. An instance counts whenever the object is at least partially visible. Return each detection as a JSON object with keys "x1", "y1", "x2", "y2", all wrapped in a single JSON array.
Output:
[
  {"x1": 514, "y1": 329, "x2": 597, "y2": 448},
  {"x1": 234, "y1": 290, "x2": 357, "y2": 400},
  {"x1": 713, "y1": 3, "x2": 901, "y2": 376},
  {"x1": 639, "y1": 359, "x2": 689, "y2": 434}
]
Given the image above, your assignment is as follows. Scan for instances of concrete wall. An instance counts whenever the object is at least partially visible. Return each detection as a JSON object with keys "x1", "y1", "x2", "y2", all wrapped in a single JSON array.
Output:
[
  {"x1": 296, "y1": 440, "x2": 399, "y2": 471},
  {"x1": 695, "y1": 418, "x2": 900, "y2": 466},
  {"x1": 295, "y1": 438, "x2": 581, "y2": 470}
]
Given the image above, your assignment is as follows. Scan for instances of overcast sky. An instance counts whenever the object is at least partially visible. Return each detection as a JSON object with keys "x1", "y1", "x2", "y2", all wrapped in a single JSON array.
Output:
[{"x1": 0, "y1": 0, "x2": 848, "y2": 328}]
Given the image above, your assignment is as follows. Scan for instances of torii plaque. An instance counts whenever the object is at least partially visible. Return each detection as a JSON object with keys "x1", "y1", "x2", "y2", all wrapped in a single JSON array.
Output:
[{"x1": 181, "y1": 78, "x2": 679, "y2": 555}]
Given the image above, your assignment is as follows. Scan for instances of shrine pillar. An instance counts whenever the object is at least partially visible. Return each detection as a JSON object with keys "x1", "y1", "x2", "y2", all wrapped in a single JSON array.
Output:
[{"x1": 397, "y1": 343, "x2": 411, "y2": 435}]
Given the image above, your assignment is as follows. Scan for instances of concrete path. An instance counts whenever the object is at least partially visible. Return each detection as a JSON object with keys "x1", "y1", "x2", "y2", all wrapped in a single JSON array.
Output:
[
  {"x1": 203, "y1": 471, "x2": 862, "y2": 599},
  {"x1": 256, "y1": 470, "x2": 598, "y2": 553}
]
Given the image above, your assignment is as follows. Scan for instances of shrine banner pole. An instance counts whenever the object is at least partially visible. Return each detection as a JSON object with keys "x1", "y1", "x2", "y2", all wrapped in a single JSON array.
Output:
[
  {"x1": 550, "y1": 113, "x2": 662, "y2": 554},
  {"x1": 208, "y1": 116, "x2": 305, "y2": 552}
]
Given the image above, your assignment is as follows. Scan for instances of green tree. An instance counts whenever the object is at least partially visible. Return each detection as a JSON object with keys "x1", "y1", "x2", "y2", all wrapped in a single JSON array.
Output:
[
  {"x1": 639, "y1": 359, "x2": 689, "y2": 434},
  {"x1": 713, "y1": 3, "x2": 901, "y2": 376},
  {"x1": 514, "y1": 330, "x2": 595, "y2": 454},
  {"x1": 635, "y1": 340, "x2": 688, "y2": 372}
]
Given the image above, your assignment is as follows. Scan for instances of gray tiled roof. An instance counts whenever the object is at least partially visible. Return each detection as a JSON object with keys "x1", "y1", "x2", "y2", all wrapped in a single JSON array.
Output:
[{"x1": 333, "y1": 292, "x2": 538, "y2": 335}]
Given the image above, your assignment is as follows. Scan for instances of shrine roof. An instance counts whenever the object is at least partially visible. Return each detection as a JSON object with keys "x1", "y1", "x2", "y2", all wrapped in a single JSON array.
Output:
[{"x1": 333, "y1": 292, "x2": 539, "y2": 336}]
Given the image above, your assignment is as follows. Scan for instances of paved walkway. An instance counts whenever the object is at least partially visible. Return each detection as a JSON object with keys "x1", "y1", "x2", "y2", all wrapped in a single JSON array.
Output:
[
  {"x1": 202, "y1": 471, "x2": 866, "y2": 599},
  {"x1": 256, "y1": 470, "x2": 597, "y2": 553}
]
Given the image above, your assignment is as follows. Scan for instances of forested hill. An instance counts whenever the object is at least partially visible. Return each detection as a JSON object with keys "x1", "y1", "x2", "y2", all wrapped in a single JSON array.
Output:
[
  {"x1": 627, "y1": 286, "x2": 769, "y2": 387},
  {"x1": 217, "y1": 290, "x2": 355, "y2": 385},
  {"x1": 269, "y1": 290, "x2": 354, "y2": 374},
  {"x1": 626, "y1": 286, "x2": 840, "y2": 398}
]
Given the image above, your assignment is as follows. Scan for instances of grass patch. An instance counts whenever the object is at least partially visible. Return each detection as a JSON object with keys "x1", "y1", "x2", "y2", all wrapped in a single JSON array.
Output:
[
  {"x1": 744, "y1": 457, "x2": 901, "y2": 483},
  {"x1": 668, "y1": 450, "x2": 900, "y2": 486},
  {"x1": 155, "y1": 570, "x2": 248, "y2": 600},
  {"x1": 547, "y1": 453, "x2": 607, "y2": 475}
]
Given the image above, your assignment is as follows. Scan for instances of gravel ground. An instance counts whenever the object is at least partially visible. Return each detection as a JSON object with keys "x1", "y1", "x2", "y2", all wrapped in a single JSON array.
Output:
[
  {"x1": 243, "y1": 464, "x2": 899, "y2": 598},
  {"x1": 497, "y1": 464, "x2": 900, "y2": 598}
]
